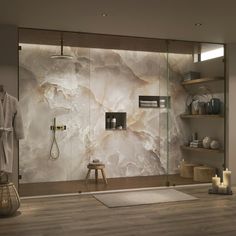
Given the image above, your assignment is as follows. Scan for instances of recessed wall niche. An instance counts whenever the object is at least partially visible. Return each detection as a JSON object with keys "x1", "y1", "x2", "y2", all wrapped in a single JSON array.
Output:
[
  {"x1": 105, "y1": 112, "x2": 127, "y2": 130},
  {"x1": 139, "y1": 96, "x2": 171, "y2": 108}
]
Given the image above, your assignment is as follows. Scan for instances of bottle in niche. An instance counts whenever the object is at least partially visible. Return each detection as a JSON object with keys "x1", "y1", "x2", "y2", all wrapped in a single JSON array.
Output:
[
  {"x1": 111, "y1": 116, "x2": 116, "y2": 129},
  {"x1": 106, "y1": 116, "x2": 111, "y2": 129}
]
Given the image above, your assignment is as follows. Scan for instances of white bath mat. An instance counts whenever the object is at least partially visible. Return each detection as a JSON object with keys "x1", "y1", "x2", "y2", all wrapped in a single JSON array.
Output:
[{"x1": 93, "y1": 189, "x2": 197, "y2": 207}]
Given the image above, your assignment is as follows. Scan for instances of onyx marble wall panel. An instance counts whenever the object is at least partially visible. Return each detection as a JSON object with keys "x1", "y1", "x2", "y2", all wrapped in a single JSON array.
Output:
[{"x1": 19, "y1": 44, "x2": 191, "y2": 183}]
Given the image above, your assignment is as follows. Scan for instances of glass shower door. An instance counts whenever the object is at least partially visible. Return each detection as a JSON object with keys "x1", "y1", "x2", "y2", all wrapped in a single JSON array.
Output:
[
  {"x1": 88, "y1": 41, "x2": 170, "y2": 190},
  {"x1": 18, "y1": 41, "x2": 91, "y2": 195}
]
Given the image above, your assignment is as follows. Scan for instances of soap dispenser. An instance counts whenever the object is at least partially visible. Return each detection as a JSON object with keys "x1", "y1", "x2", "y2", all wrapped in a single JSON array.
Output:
[
  {"x1": 111, "y1": 116, "x2": 116, "y2": 129},
  {"x1": 106, "y1": 116, "x2": 111, "y2": 129}
]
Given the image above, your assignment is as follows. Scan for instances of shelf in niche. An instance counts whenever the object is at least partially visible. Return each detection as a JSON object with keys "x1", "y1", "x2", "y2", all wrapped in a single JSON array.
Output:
[
  {"x1": 139, "y1": 95, "x2": 170, "y2": 108},
  {"x1": 180, "y1": 114, "x2": 224, "y2": 119},
  {"x1": 180, "y1": 145, "x2": 224, "y2": 154},
  {"x1": 106, "y1": 128, "x2": 127, "y2": 131},
  {"x1": 181, "y1": 77, "x2": 224, "y2": 86},
  {"x1": 105, "y1": 112, "x2": 127, "y2": 130}
]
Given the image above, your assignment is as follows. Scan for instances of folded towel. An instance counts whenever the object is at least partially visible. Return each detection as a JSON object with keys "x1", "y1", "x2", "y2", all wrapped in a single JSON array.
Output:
[
  {"x1": 192, "y1": 141, "x2": 203, "y2": 144},
  {"x1": 140, "y1": 104, "x2": 158, "y2": 107},
  {"x1": 190, "y1": 143, "x2": 203, "y2": 148},
  {"x1": 140, "y1": 100, "x2": 158, "y2": 104}
]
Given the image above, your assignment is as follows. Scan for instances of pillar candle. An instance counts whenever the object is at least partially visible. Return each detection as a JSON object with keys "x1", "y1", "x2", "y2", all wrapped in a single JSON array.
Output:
[
  {"x1": 223, "y1": 168, "x2": 231, "y2": 188},
  {"x1": 212, "y1": 174, "x2": 220, "y2": 191},
  {"x1": 218, "y1": 182, "x2": 227, "y2": 194}
]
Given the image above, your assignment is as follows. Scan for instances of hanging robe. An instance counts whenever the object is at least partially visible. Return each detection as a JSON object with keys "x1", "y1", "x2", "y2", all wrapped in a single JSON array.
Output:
[{"x1": 0, "y1": 92, "x2": 24, "y2": 173}]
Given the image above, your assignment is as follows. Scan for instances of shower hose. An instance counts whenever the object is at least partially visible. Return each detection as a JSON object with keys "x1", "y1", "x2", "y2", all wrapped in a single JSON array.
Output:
[{"x1": 49, "y1": 117, "x2": 60, "y2": 160}]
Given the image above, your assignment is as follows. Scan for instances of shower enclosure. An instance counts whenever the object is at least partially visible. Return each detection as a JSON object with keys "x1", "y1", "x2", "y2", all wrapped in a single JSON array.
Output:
[{"x1": 18, "y1": 29, "x2": 225, "y2": 196}]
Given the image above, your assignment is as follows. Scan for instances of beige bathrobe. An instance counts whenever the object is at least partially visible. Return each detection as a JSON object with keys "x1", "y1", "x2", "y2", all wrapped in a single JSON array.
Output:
[{"x1": 0, "y1": 92, "x2": 24, "y2": 173}]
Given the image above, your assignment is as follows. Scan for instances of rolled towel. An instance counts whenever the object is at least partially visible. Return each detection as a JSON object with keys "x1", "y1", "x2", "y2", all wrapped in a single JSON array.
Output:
[{"x1": 140, "y1": 100, "x2": 158, "y2": 104}]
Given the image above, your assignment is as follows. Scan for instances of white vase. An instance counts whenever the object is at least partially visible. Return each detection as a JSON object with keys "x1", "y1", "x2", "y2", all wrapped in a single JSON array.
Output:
[{"x1": 203, "y1": 136, "x2": 211, "y2": 149}]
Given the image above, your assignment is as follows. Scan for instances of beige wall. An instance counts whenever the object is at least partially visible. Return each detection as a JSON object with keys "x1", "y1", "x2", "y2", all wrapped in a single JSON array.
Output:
[
  {"x1": 0, "y1": 24, "x2": 18, "y2": 188},
  {"x1": 227, "y1": 43, "x2": 236, "y2": 185}
]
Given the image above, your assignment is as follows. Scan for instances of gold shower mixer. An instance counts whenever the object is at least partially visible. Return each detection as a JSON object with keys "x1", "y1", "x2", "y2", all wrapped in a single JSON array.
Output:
[
  {"x1": 50, "y1": 118, "x2": 66, "y2": 131},
  {"x1": 50, "y1": 125, "x2": 66, "y2": 131}
]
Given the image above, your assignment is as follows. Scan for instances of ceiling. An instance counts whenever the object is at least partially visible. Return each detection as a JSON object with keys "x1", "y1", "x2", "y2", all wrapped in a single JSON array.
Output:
[{"x1": 1, "y1": 0, "x2": 236, "y2": 43}]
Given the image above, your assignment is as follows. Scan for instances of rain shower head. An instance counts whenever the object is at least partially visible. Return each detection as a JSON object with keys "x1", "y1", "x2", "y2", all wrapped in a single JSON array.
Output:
[
  {"x1": 51, "y1": 54, "x2": 73, "y2": 60},
  {"x1": 50, "y1": 32, "x2": 73, "y2": 60}
]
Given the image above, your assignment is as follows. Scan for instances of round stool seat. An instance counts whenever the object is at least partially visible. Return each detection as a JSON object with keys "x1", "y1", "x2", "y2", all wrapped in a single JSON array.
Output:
[{"x1": 87, "y1": 163, "x2": 105, "y2": 169}]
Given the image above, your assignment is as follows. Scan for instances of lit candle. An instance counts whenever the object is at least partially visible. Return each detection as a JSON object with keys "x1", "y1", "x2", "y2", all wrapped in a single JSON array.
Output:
[
  {"x1": 179, "y1": 159, "x2": 184, "y2": 169},
  {"x1": 223, "y1": 168, "x2": 231, "y2": 188},
  {"x1": 212, "y1": 174, "x2": 220, "y2": 191},
  {"x1": 218, "y1": 182, "x2": 227, "y2": 194}
]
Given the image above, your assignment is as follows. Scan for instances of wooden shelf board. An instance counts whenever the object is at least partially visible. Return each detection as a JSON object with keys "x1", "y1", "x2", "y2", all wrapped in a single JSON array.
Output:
[
  {"x1": 139, "y1": 106, "x2": 159, "y2": 108},
  {"x1": 181, "y1": 77, "x2": 224, "y2": 85},
  {"x1": 180, "y1": 114, "x2": 224, "y2": 119},
  {"x1": 106, "y1": 129, "x2": 127, "y2": 131},
  {"x1": 180, "y1": 145, "x2": 224, "y2": 154},
  {"x1": 139, "y1": 107, "x2": 166, "y2": 109}
]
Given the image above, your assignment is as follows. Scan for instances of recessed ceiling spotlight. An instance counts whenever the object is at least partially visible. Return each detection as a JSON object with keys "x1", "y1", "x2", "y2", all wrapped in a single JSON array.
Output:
[
  {"x1": 194, "y1": 23, "x2": 202, "y2": 27},
  {"x1": 101, "y1": 12, "x2": 108, "y2": 17}
]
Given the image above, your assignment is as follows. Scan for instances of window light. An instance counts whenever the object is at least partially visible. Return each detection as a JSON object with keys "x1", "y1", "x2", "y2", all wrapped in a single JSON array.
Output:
[{"x1": 201, "y1": 46, "x2": 224, "y2": 61}]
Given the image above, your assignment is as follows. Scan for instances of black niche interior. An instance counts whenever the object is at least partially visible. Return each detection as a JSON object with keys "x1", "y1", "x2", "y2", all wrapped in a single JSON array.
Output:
[{"x1": 105, "y1": 112, "x2": 127, "y2": 130}]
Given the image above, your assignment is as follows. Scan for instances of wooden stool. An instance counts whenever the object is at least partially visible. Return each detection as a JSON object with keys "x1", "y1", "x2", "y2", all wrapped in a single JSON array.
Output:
[{"x1": 85, "y1": 163, "x2": 108, "y2": 185}]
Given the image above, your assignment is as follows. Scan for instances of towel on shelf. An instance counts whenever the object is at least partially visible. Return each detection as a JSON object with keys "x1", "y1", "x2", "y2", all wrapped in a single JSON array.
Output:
[
  {"x1": 190, "y1": 140, "x2": 203, "y2": 148},
  {"x1": 140, "y1": 100, "x2": 158, "y2": 107},
  {"x1": 140, "y1": 100, "x2": 158, "y2": 104}
]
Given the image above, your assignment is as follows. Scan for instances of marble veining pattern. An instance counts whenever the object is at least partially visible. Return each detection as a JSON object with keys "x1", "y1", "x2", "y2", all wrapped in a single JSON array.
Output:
[{"x1": 19, "y1": 44, "x2": 190, "y2": 183}]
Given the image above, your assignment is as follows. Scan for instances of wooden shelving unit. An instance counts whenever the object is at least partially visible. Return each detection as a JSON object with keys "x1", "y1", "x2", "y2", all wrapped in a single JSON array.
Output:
[
  {"x1": 180, "y1": 114, "x2": 224, "y2": 119},
  {"x1": 180, "y1": 64, "x2": 225, "y2": 172},
  {"x1": 180, "y1": 145, "x2": 224, "y2": 154},
  {"x1": 181, "y1": 77, "x2": 224, "y2": 86}
]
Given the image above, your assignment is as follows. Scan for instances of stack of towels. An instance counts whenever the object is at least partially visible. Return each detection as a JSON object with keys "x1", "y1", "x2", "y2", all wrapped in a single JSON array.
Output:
[
  {"x1": 140, "y1": 100, "x2": 158, "y2": 108},
  {"x1": 190, "y1": 140, "x2": 203, "y2": 148}
]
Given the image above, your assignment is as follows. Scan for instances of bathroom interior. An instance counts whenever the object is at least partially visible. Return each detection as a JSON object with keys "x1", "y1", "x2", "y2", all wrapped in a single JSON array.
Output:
[{"x1": 18, "y1": 28, "x2": 225, "y2": 197}]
